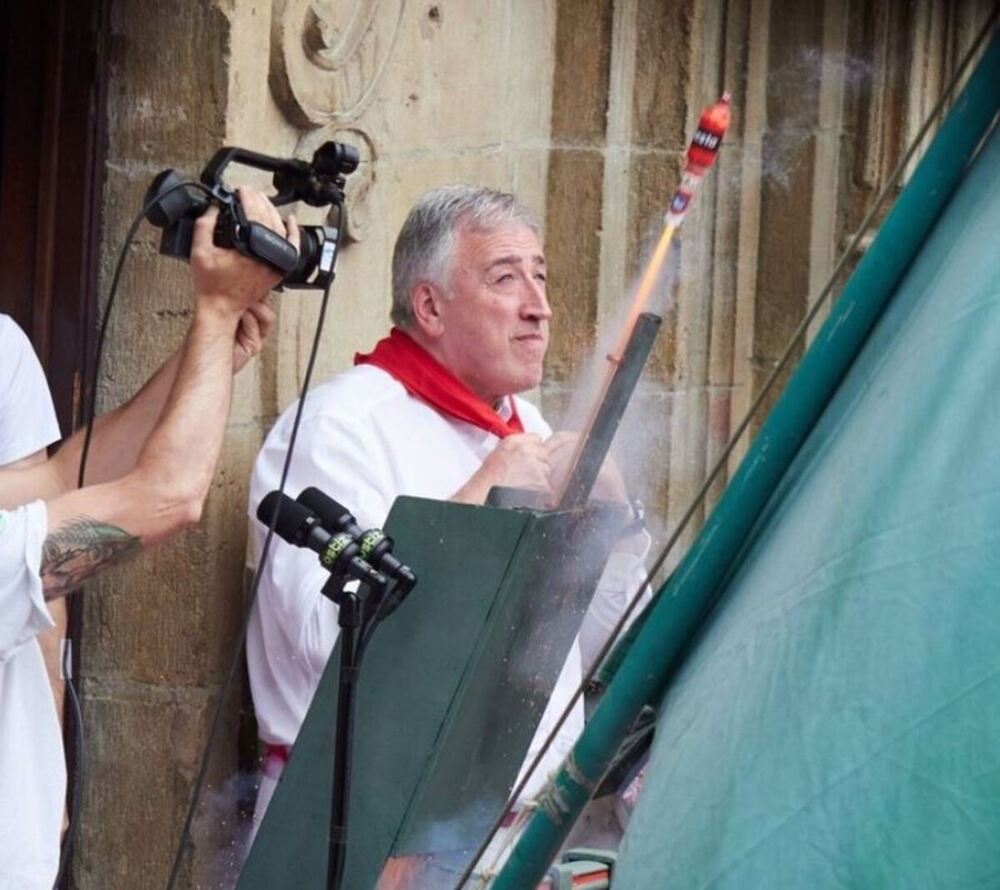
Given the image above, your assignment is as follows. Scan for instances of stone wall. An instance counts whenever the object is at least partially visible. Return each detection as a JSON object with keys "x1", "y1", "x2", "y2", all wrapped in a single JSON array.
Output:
[{"x1": 77, "y1": 0, "x2": 994, "y2": 885}]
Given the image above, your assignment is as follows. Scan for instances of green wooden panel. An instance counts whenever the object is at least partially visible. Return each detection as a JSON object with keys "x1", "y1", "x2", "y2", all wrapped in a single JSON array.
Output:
[
  {"x1": 239, "y1": 496, "x2": 620, "y2": 889},
  {"x1": 393, "y1": 501, "x2": 622, "y2": 858}
]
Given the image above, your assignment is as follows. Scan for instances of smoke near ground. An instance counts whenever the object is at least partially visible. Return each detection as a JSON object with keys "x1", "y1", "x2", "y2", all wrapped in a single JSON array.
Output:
[{"x1": 197, "y1": 770, "x2": 258, "y2": 889}]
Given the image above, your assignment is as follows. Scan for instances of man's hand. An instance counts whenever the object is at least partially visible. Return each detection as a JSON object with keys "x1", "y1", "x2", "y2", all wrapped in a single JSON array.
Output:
[
  {"x1": 544, "y1": 430, "x2": 629, "y2": 504},
  {"x1": 451, "y1": 433, "x2": 551, "y2": 505},
  {"x1": 546, "y1": 431, "x2": 648, "y2": 554},
  {"x1": 233, "y1": 294, "x2": 277, "y2": 373},
  {"x1": 190, "y1": 187, "x2": 300, "y2": 320}
]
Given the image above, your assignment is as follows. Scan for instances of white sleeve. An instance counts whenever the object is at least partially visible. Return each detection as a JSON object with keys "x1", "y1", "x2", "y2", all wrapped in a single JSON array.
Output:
[
  {"x1": 577, "y1": 530, "x2": 653, "y2": 675},
  {"x1": 0, "y1": 502, "x2": 54, "y2": 660},
  {"x1": 0, "y1": 317, "x2": 61, "y2": 463}
]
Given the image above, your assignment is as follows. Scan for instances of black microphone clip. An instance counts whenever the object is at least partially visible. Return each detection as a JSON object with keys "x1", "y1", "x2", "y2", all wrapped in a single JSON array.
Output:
[
  {"x1": 256, "y1": 491, "x2": 387, "y2": 597},
  {"x1": 297, "y1": 487, "x2": 417, "y2": 604}
]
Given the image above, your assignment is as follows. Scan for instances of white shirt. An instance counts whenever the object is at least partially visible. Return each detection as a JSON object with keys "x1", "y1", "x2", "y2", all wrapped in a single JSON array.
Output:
[
  {"x1": 0, "y1": 506, "x2": 63, "y2": 889},
  {"x1": 0, "y1": 316, "x2": 63, "y2": 889},
  {"x1": 247, "y1": 364, "x2": 646, "y2": 802},
  {"x1": 0, "y1": 315, "x2": 62, "y2": 463}
]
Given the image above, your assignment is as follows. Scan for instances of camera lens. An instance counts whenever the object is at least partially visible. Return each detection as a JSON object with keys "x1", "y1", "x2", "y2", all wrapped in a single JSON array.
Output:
[
  {"x1": 312, "y1": 142, "x2": 360, "y2": 177},
  {"x1": 144, "y1": 170, "x2": 208, "y2": 228},
  {"x1": 286, "y1": 225, "x2": 322, "y2": 285}
]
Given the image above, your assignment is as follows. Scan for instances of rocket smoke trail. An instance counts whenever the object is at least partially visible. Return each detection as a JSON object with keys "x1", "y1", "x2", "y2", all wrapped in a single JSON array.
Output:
[{"x1": 555, "y1": 92, "x2": 732, "y2": 505}]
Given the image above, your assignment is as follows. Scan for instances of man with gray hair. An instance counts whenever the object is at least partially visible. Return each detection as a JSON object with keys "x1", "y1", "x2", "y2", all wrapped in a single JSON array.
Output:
[{"x1": 246, "y1": 185, "x2": 648, "y2": 849}]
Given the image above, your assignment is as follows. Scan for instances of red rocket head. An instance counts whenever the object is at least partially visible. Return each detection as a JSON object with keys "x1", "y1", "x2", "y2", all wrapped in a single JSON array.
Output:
[{"x1": 686, "y1": 91, "x2": 732, "y2": 172}]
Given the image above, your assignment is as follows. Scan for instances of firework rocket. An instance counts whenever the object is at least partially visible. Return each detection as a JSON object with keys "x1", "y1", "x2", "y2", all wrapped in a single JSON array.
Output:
[
  {"x1": 610, "y1": 91, "x2": 732, "y2": 361},
  {"x1": 665, "y1": 91, "x2": 732, "y2": 227},
  {"x1": 555, "y1": 92, "x2": 732, "y2": 506}
]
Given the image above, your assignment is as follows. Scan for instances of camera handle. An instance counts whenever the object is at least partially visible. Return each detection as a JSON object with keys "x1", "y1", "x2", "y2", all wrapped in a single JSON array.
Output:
[
  {"x1": 202, "y1": 145, "x2": 352, "y2": 286},
  {"x1": 201, "y1": 144, "x2": 356, "y2": 208}
]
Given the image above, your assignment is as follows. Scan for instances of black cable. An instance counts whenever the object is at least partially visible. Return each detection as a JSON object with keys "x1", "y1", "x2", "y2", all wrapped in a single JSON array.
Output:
[
  {"x1": 164, "y1": 206, "x2": 346, "y2": 890},
  {"x1": 357, "y1": 578, "x2": 402, "y2": 657},
  {"x1": 52, "y1": 634, "x2": 82, "y2": 889},
  {"x1": 52, "y1": 178, "x2": 212, "y2": 890},
  {"x1": 452, "y1": 12, "x2": 999, "y2": 887}
]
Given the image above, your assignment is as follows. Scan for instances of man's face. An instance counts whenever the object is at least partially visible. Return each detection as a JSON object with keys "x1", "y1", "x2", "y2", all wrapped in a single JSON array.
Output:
[{"x1": 431, "y1": 222, "x2": 551, "y2": 403}]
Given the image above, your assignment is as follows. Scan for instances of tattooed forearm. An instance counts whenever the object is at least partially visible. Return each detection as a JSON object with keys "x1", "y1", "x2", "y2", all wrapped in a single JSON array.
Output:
[{"x1": 41, "y1": 516, "x2": 140, "y2": 600}]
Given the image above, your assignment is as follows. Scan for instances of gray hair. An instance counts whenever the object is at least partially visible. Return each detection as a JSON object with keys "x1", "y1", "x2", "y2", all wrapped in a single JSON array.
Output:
[{"x1": 390, "y1": 184, "x2": 540, "y2": 328}]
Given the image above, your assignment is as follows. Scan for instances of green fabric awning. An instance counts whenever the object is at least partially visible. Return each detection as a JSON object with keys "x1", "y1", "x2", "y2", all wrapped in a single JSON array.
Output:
[{"x1": 615, "y1": 124, "x2": 1000, "y2": 887}]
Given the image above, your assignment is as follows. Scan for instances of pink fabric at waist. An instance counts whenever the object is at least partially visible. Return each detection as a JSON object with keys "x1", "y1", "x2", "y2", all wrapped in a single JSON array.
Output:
[{"x1": 263, "y1": 743, "x2": 291, "y2": 778}]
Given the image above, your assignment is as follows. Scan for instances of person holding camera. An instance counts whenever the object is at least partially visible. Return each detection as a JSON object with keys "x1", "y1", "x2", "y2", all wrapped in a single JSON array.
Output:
[{"x1": 0, "y1": 187, "x2": 295, "y2": 888}]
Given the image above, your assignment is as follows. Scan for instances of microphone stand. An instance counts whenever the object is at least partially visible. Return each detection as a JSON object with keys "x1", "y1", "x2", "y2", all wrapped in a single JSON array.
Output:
[
  {"x1": 322, "y1": 572, "x2": 387, "y2": 890},
  {"x1": 251, "y1": 490, "x2": 417, "y2": 889}
]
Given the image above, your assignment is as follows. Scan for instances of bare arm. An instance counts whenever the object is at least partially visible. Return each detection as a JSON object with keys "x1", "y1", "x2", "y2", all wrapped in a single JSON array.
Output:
[
  {"x1": 0, "y1": 192, "x2": 295, "y2": 599},
  {"x1": 47, "y1": 272, "x2": 277, "y2": 492},
  {"x1": 0, "y1": 305, "x2": 277, "y2": 509},
  {"x1": 2, "y1": 447, "x2": 49, "y2": 471},
  {"x1": 38, "y1": 303, "x2": 237, "y2": 597},
  {"x1": 53, "y1": 347, "x2": 184, "y2": 490}
]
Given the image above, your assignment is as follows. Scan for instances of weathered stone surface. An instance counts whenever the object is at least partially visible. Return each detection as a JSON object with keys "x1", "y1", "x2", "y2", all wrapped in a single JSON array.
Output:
[
  {"x1": 77, "y1": 2, "x2": 240, "y2": 887},
  {"x1": 632, "y1": 0, "x2": 696, "y2": 149},
  {"x1": 543, "y1": 148, "x2": 604, "y2": 380},
  {"x1": 104, "y1": 1, "x2": 229, "y2": 166},
  {"x1": 74, "y1": 682, "x2": 240, "y2": 889},
  {"x1": 550, "y1": 0, "x2": 614, "y2": 144}
]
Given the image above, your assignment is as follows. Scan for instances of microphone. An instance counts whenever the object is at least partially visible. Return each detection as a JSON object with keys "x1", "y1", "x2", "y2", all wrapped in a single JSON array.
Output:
[
  {"x1": 257, "y1": 491, "x2": 387, "y2": 589},
  {"x1": 296, "y1": 487, "x2": 416, "y2": 596}
]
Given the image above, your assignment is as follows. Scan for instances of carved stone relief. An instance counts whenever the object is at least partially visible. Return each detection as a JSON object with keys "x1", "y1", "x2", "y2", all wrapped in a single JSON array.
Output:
[
  {"x1": 271, "y1": 1, "x2": 401, "y2": 241},
  {"x1": 270, "y1": 0, "x2": 406, "y2": 128}
]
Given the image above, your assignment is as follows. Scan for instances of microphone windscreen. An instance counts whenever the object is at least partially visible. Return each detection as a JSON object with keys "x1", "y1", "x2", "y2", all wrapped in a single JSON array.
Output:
[
  {"x1": 298, "y1": 486, "x2": 354, "y2": 531},
  {"x1": 257, "y1": 491, "x2": 315, "y2": 546}
]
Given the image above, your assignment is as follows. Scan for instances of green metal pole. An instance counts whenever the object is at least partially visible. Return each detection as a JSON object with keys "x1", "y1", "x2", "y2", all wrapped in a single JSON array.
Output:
[{"x1": 491, "y1": 32, "x2": 1000, "y2": 890}]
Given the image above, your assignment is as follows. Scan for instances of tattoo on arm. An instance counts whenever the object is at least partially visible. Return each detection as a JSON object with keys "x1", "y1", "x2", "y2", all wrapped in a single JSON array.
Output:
[{"x1": 41, "y1": 516, "x2": 140, "y2": 600}]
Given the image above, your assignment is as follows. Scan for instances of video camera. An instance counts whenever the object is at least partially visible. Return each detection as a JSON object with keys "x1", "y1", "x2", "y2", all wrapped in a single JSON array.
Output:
[{"x1": 143, "y1": 141, "x2": 359, "y2": 289}]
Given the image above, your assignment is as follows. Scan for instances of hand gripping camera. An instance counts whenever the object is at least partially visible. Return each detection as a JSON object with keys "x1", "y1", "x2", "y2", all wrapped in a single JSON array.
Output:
[{"x1": 143, "y1": 141, "x2": 359, "y2": 289}]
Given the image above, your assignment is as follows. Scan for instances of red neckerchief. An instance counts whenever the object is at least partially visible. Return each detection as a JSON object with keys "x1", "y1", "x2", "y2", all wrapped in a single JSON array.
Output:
[{"x1": 354, "y1": 328, "x2": 524, "y2": 439}]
